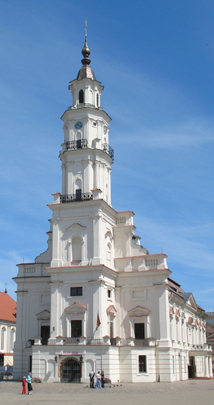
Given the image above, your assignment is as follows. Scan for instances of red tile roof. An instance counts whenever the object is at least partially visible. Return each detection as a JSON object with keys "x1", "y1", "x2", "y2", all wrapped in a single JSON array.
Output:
[{"x1": 0, "y1": 292, "x2": 16, "y2": 322}]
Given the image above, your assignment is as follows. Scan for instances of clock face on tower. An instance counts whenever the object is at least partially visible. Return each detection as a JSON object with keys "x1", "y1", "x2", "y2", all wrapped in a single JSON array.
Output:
[{"x1": 75, "y1": 121, "x2": 83, "y2": 129}]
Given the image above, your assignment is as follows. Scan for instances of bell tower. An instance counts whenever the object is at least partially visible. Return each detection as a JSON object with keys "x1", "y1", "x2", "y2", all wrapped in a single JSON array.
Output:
[{"x1": 59, "y1": 25, "x2": 114, "y2": 205}]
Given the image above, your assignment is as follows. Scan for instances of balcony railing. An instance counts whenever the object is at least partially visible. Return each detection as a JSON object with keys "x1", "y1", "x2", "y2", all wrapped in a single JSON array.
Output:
[
  {"x1": 45, "y1": 336, "x2": 156, "y2": 347},
  {"x1": 64, "y1": 337, "x2": 82, "y2": 345},
  {"x1": 60, "y1": 140, "x2": 114, "y2": 161},
  {"x1": 60, "y1": 192, "x2": 93, "y2": 203},
  {"x1": 134, "y1": 338, "x2": 154, "y2": 347},
  {"x1": 102, "y1": 143, "x2": 114, "y2": 160},
  {"x1": 66, "y1": 139, "x2": 88, "y2": 150}
]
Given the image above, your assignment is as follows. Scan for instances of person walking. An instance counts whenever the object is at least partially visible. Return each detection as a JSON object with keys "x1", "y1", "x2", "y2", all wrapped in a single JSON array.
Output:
[
  {"x1": 89, "y1": 370, "x2": 95, "y2": 388},
  {"x1": 95, "y1": 371, "x2": 102, "y2": 388},
  {"x1": 27, "y1": 373, "x2": 33, "y2": 395},
  {"x1": 22, "y1": 376, "x2": 27, "y2": 394},
  {"x1": 101, "y1": 370, "x2": 105, "y2": 388}
]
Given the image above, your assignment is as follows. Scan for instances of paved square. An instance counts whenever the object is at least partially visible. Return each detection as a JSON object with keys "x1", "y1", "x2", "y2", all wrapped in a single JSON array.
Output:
[{"x1": 0, "y1": 379, "x2": 213, "y2": 405}]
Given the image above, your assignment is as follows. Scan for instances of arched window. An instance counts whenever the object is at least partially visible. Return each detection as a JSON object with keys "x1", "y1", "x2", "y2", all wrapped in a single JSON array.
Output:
[
  {"x1": 75, "y1": 179, "x2": 82, "y2": 201},
  {"x1": 72, "y1": 236, "x2": 82, "y2": 262},
  {"x1": 79, "y1": 90, "x2": 84, "y2": 104},
  {"x1": 97, "y1": 93, "x2": 99, "y2": 107},
  {"x1": 76, "y1": 131, "x2": 82, "y2": 149},
  {"x1": 10, "y1": 328, "x2": 16, "y2": 351},
  {"x1": 1, "y1": 327, "x2": 6, "y2": 351}
]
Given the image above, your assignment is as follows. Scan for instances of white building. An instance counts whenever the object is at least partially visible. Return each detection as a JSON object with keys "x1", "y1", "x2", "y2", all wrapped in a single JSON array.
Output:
[
  {"x1": 13, "y1": 34, "x2": 212, "y2": 383},
  {"x1": 0, "y1": 291, "x2": 16, "y2": 369}
]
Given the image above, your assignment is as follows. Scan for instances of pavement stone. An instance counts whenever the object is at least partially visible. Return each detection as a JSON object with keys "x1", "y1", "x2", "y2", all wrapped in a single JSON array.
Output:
[{"x1": 0, "y1": 379, "x2": 213, "y2": 405}]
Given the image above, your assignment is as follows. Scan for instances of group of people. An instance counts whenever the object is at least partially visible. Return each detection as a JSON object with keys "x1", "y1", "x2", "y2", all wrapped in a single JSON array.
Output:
[
  {"x1": 89, "y1": 370, "x2": 105, "y2": 389},
  {"x1": 21, "y1": 373, "x2": 33, "y2": 395}
]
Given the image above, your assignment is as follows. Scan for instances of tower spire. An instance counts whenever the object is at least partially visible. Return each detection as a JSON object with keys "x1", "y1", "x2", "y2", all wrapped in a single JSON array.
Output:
[
  {"x1": 76, "y1": 20, "x2": 95, "y2": 80},
  {"x1": 81, "y1": 19, "x2": 91, "y2": 66}
]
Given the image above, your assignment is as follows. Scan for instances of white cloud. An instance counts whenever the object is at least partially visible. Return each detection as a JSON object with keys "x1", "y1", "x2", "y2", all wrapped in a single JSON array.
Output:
[
  {"x1": 136, "y1": 215, "x2": 214, "y2": 272},
  {"x1": 113, "y1": 118, "x2": 214, "y2": 150}
]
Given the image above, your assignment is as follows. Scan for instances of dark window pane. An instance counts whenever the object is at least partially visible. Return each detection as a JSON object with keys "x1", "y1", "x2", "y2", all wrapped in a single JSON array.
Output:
[
  {"x1": 76, "y1": 189, "x2": 81, "y2": 201},
  {"x1": 71, "y1": 320, "x2": 82, "y2": 338},
  {"x1": 70, "y1": 287, "x2": 82, "y2": 296},
  {"x1": 135, "y1": 323, "x2": 145, "y2": 339},
  {"x1": 79, "y1": 90, "x2": 84, "y2": 103},
  {"x1": 139, "y1": 355, "x2": 146, "y2": 373},
  {"x1": 77, "y1": 140, "x2": 82, "y2": 149},
  {"x1": 41, "y1": 325, "x2": 50, "y2": 345},
  {"x1": 29, "y1": 355, "x2": 32, "y2": 372}
]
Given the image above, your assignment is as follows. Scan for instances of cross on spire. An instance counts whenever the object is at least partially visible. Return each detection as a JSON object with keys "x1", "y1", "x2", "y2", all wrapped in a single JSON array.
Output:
[{"x1": 85, "y1": 19, "x2": 87, "y2": 39}]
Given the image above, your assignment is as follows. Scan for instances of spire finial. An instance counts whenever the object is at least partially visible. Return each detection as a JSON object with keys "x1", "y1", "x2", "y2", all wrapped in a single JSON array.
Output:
[
  {"x1": 85, "y1": 19, "x2": 87, "y2": 39},
  {"x1": 77, "y1": 20, "x2": 96, "y2": 80},
  {"x1": 81, "y1": 20, "x2": 91, "y2": 66}
]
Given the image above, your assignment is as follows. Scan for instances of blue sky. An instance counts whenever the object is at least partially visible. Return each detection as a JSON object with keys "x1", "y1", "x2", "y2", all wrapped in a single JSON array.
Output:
[{"x1": 0, "y1": 0, "x2": 214, "y2": 310}]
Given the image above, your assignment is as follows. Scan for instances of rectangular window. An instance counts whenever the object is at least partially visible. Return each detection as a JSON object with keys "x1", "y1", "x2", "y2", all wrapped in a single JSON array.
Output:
[
  {"x1": 135, "y1": 323, "x2": 145, "y2": 339},
  {"x1": 108, "y1": 289, "x2": 111, "y2": 298},
  {"x1": 41, "y1": 325, "x2": 50, "y2": 345},
  {"x1": 71, "y1": 320, "x2": 82, "y2": 338},
  {"x1": 70, "y1": 287, "x2": 82, "y2": 296},
  {"x1": 139, "y1": 355, "x2": 146, "y2": 373}
]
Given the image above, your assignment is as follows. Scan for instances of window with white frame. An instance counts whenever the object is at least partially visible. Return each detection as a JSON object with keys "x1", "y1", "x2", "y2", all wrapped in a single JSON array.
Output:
[
  {"x1": 128, "y1": 307, "x2": 150, "y2": 340},
  {"x1": 139, "y1": 355, "x2": 147, "y2": 373},
  {"x1": 134, "y1": 323, "x2": 145, "y2": 340},
  {"x1": 70, "y1": 287, "x2": 83, "y2": 297},
  {"x1": 1, "y1": 327, "x2": 6, "y2": 352},
  {"x1": 71, "y1": 320, "x2": 82, "y2": 338},
  {"x1": 72, "y1": 236, "x2": 82, "y2": 262}
]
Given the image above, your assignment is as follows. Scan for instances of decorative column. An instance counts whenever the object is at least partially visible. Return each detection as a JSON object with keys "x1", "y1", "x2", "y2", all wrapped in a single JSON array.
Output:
[
  {"x1": 92, "y1": 212, "x2": 101, "y2": 264},
  {"x1": 49, "y1": 281, "x2": 63, "y2": 338},
  {"x1": 209, "y1": 356, "x2": 213, "y2": 377},
  {"x1": 51, "y1": 219, "x2": 61, "y2": 267}
]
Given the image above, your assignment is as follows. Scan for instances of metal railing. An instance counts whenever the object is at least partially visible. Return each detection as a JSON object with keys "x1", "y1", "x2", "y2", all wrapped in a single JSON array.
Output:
[
  {"x1": 66, "y1": 139, "x2": 88, "y2": 150},
  {"x1": 86, "y1": 338, "x2": 104, "y2": 345},
  {"x1": 60, "y1": 140, "x2": 114, "y2": 161},
  {"x1": 60, "y1": 192, "x2": 93, "y2": 203},
  {"x1": 64, "y1": 337, "x2": 81, "y2": 345},
  {"x1": 102, "y1": 143, "x2": 114, "y2": 160},
  {"x1": 46, "y1": 337, "x2": 155, "y2": 347},
  {"x1": 134, "y1": 338, "x2": 152, "y2": 347}
]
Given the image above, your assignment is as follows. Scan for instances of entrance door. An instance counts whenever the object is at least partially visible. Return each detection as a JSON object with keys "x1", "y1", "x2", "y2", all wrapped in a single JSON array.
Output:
[
  {"x1": 61, "y1": 359, "x2": 81, "y2": 383},
  {"x1": 188, "y1": 356, "x2": 196, "y2": 378},
  {"x1": 77, "y1": 139, "x2": 82, "y2": 149},
  {"x1": 76, "y1": 189, "x2": 81, "y2": 201}
]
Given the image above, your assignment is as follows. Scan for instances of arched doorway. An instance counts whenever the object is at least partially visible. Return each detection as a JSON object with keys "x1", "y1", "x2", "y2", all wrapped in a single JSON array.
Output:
[{"x1": 61, "y1": 358, "x2": 81, "y2": 383}]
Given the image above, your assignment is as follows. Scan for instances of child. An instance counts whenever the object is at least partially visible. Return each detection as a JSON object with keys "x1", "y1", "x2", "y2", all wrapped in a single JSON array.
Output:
[
  {"x1": 27, "y1": 373, "x2": 33, "y2": 395},
  {"x1": 22, "y1": 376, "x2": 26, "y2": 394}
]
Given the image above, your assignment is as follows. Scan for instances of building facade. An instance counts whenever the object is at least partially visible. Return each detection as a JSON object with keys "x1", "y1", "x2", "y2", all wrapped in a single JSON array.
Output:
[
  {"x1": 13, "y1": 35, "x2": 212, "y2": 383},
  {"x1": 0, "y1": 291, "x2": 16, "y2": 369},
  {"x1": 205, "y1": 312, "x2": 214, "y2": 374}
]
